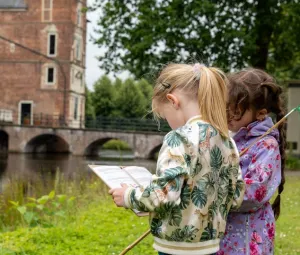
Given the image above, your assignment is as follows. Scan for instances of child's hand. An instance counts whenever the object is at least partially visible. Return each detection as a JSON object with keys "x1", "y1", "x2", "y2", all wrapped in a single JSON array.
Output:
[{"x1": 109, "y1": 183, "x2": 129, "y2": 207}]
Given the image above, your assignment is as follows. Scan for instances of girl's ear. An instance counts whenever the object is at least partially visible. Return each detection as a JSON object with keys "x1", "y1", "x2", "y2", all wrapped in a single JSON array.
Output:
[
  {"x1": 166, "y1": 93, "x2": 180, "y2": 109},
  {"x1": 256, "y1": 108, "x2": 268, "y2": 121}
]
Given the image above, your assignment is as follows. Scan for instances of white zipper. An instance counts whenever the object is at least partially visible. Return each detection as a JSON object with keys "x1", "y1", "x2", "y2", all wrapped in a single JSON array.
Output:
[{"x1": 246, "y1": 214, "x2": 250, "y2": 255}]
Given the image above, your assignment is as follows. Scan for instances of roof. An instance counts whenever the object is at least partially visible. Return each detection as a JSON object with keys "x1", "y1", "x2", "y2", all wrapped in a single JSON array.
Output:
[{"x1": 0, "y1": 0, "x2": 27, "y2": 9}]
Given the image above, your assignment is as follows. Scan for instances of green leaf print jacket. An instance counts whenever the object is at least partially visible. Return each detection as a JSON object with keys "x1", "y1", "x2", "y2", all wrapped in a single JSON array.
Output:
[{"x1": 124, "y1": 116, "x2": 245, "y2": 255}]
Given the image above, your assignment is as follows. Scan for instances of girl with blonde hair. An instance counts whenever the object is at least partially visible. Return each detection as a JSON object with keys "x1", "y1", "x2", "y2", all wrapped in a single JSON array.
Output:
[{"x1": 110, "y1": 63, "x2": 245, "y2": 255}]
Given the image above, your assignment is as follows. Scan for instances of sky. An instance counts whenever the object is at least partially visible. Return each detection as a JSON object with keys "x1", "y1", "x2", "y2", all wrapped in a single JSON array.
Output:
[{"x1": 85, "y1": 0, "x2": 130, "y2": 90}]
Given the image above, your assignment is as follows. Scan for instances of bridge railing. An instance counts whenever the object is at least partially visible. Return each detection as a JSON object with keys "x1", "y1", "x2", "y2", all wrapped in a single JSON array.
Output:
[
  {"x1": 85, "y1": 116, "x2": 170, "y2": 133},
  {"x1": 0, "y1": 111, "x2": 171, "y2": 133}
]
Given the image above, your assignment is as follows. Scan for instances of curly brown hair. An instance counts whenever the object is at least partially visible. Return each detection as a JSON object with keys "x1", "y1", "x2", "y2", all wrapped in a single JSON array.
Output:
[{"x1": 227, "y1": 68, "x2": 286, "y2": 220}]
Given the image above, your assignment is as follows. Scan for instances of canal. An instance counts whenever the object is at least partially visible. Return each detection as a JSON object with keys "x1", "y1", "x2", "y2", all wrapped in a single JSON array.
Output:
[{"x1": 0, "y1": 152, "x2": 157, "y2": 193}]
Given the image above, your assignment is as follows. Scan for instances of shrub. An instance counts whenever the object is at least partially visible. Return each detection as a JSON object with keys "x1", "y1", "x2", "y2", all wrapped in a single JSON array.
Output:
[{"x1": 102, "y1": 139, "x2": 131, "y2": 151}]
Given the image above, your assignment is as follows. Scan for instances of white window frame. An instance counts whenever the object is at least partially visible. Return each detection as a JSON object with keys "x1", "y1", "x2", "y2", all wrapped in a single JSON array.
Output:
[
  {"x1": 45, "y1": 66, "x2": 56, "y2": 85},
  {"x1": 47, "y1": 32, "x2": 57, "y2": 57},
  {"x1": 75, "y1": 37, "x2": 82, "y2": 61},
  {"x1": 18, "y1": 100, "x2": 33, "y2": 125},
  {"x1": 42, "y1": 0, "x2": 53, "y2": 22}
]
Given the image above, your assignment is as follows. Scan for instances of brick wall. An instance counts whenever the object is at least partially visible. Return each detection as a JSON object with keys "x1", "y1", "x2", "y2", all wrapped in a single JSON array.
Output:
[{"x1": 0, "y1": 0, "x2": 86, "y2": 127}]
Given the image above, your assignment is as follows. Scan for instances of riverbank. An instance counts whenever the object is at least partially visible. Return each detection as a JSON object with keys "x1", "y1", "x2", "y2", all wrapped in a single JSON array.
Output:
[{"x1": 0, "y1": 175, "x2": 299, "y2": 254}]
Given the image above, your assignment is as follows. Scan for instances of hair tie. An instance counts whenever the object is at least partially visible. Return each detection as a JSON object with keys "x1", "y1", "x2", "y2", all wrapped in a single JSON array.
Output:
[{"x1": 193, "y1": 63, "x2": 206, "y2": 80}]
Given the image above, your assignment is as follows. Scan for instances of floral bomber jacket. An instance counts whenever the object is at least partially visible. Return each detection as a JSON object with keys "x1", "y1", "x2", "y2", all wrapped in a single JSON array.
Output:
[
  {"x1": 218, "y1": 117, "x2": 282, "y2": 255},
  {"x1": 124, "y1": 116, "x2": 245, "y2": 255}
]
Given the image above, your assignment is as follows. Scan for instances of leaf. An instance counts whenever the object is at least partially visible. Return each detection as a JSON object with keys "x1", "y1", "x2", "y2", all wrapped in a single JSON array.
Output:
[
  {"x1": 208, "y1": 201, "x2": 218, "y2": 218},
  {"x1": 234, "y1": 180, "x2": 245, "y2": 200},
  {"x1": 25, "y1": 203, "x2": 37, "y2": 208},
  {"x1": 37, "y1": 204, "x2": 44, "y2": 211},
  {"x1": 184, "y1": 154, "x2": 191, "y2": 167},
  {"x1": 164, "y1": 131, "x2": 184, "y2": 148},
  {"x1": 198, "y1": 172, "x2": 216, "y2": 196},
  {"x1": 9, "y1": 201, "x2": 19, "y2": 207},
  {"x1": 24, "y1": 212, "x2": 35, "y2": 224},
  {"x1": 191, "y1": 159, "x2": 202, "y2": 177},
  {"x1": 150, "y1": 218, "x2": 162, "y2": 238},
  {"x1": 166, "y1": 225, "x2": 199, "y2": 242},
  {"x1": 154, "y1": 202, "x2": 182, "y2": 226},
  {"x1": 27, "y1": 197, "x2": 37, "y2": 202},
  {"x1": 223, "y1": 139, "x2": 234, "y2": 149},
  {"x1": 210, "y1": 145, "x2": 223, "y2": 171},
  {"x1": 191, "y1": 186, "x2": 207, "y2": 208},
  {"x1": 57, "y1": 195, "x2": 67, "y2": 203},
  {"x1": 219, "y1": 204, "x2": 228, "y2": 219},
  {"x1": 48, "y1": 190, "x2": 55, "y2": 199},
  {"x1": 168, "y1": 205, "x2": 182, "y2": 226},
  {"x1": 198, "y1": 124, "x2": 218, "y2": 143},
  {"x1": 179, "y1": 184, "x2": 191, "y2": 210},
  {"x1": 37, "y1": 195, "x2": 49, "y2": 205},
  {"x1": 17, "y1": 206, "x2": 26, "y2": 215}
]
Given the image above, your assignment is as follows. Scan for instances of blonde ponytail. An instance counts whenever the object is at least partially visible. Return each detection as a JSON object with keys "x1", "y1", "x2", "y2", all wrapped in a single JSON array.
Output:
[{"x1": 197, "y1": 66, "x2": 229, "y2": 138}]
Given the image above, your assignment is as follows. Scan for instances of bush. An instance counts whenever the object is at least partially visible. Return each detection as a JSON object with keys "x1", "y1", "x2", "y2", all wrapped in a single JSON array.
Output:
[
  {"x1": 102, "y1": 139, "x2": 131, "y2": 151},
  {"x1": 286, "y1": 154, "x2": 300, "y2": 170}
]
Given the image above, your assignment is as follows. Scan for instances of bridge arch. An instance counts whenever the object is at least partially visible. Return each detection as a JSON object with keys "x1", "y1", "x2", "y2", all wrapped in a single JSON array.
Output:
[
  {"x1": 0, "y1": 130, "x2": 9, "y2": 157},
  {"x1": 148, "y1": 143, "x2": 163, "y2": 160},
  {"x1": 24, "y1": 134, "x2": 70, "y2": 153},
  {"x1": 84, "y1": 137, "x2": 133, "y2": 156}
]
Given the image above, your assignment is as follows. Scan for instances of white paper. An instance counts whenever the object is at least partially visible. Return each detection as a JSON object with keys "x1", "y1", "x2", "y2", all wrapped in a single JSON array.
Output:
[{"x1": 89, "y1": 165, "x2": 152, "y2": 189}]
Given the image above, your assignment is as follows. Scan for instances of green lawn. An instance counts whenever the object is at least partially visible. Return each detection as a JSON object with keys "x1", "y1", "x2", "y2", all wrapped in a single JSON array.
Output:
[{"x1": 0, "y1": 176, "x2": 299, "y2": 255}]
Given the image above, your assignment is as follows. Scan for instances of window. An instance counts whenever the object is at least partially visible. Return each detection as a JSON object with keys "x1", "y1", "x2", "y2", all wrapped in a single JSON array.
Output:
[
  {"x1": 287, "y1": 142, "x2": 298, "y2": 150},
  {"x1": 48, "y1": 33, "x2": 56, "y2": 56},
  {"x1": 42, "y1": 0, "x2": 53, "y2": 22},
  {"x1": 74, "y1": 97, "x2": 78, "y2": 120},
  {"x1": 75, "y1": 38, "x2": 81, "y2": 60},
  {"x1": 46, "y1": 67, "x2": 55, "y2": 84}
]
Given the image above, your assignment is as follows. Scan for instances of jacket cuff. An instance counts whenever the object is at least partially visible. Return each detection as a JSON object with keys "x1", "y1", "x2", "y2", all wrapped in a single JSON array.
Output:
[{"x1": 123, "y1": 187, "x2": 134, "y2": 208}]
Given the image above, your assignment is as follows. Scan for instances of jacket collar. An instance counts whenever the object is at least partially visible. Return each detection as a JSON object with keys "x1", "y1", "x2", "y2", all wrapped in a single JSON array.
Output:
[{"x1": 233, "y1": 117, "x2": 280, "y2": 142}]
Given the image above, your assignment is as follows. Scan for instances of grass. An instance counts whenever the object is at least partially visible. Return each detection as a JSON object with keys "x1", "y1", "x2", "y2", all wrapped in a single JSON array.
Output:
[{"x1": 0, "y1": 176, "x2": 299, "y2": 254}]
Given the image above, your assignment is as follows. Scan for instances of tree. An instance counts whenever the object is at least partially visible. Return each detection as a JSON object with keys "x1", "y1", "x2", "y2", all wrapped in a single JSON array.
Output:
[
  {"x1": 85, "y1": 86, "x2": 95, "y2": 119},
  {"x1": 92, "y1": 0, "x2": 300, "y2": 79},
  {"x1": 92, "y1": 75, "x2": 116, "y2": 116},
  {"x1": 114, "y1": 78, "x2": 147, "y2": 118},
  {"x1": 137, "y1": 78, "x2": 153, "y2": 116}
]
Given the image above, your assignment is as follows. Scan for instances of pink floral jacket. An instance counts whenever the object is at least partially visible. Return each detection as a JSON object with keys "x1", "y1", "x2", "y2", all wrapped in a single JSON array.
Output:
[{"x1": 217, "y1": 117, "x2": 281, "y2": 255}]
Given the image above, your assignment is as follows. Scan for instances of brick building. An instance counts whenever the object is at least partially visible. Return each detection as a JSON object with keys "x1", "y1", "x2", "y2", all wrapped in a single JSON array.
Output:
[{"x1": 0, "y1": 0, "x2": 87, "y2": 128}]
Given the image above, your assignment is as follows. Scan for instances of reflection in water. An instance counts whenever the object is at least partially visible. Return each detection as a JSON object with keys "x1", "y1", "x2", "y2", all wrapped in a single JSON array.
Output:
[{"x1": 0, "y1": 152, "x2": 157, "y2": 193}]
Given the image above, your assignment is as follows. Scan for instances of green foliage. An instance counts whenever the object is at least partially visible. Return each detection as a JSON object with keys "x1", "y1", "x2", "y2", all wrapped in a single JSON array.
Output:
[
  {"x1": 286, "y1": 155, "x2": 300, "y2": 170},
  {"x1": 9, "y1": 191, "x2": 76, "y2": 228},
  {"x1": 92, "y1": 0, "x2": 300, "y2": 79},
  {"x1": 114, "y1": 78, "x2": 148, "y2": 118},
  {"x1": 102, "y1": 139, "x2": 131, "y2": 151},
  {"x1": 87, "y1": 76, "x2": 153, "y2": 119},
  {"x1": 0, "y1": 176, "x2": 299, "y2": 254},
  {"x1": 85, "y1": 86, "x2": 95, "y2": 119},
  {"x1": 92, "y1": 76, "x2": 116, "y2": 117}
]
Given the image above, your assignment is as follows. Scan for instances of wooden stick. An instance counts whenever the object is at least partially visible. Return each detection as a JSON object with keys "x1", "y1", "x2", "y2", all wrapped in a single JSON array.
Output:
[
  {"x1": 119, "y1": 107, "x2": 298, "y2": 255},
  {"x1": 119, "y1": 229, "x2": 151, "y2": 255}
]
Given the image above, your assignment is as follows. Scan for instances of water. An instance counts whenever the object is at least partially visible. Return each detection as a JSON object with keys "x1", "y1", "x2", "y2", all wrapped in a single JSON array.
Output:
[{"x1": 0, "y1": 152, "x2": 157, "y2": 193}]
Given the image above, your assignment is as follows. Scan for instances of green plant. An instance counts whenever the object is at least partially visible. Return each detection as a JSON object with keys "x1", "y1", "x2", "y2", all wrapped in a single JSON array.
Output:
[
  {"x1": 102, "y1": 139, "x2": 131, "y2": 151},
  {"x1": 9, "y1": 191, "x2": 76, "y2": 228},
  {"x1": 286, "y1": 154, "x2": 300, "y2": 170}
]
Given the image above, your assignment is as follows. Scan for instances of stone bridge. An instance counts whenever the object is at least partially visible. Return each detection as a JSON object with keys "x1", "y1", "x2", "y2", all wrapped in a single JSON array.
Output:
[{"x1": 0, "y1": 125, "x2": 165, "y2": 159}]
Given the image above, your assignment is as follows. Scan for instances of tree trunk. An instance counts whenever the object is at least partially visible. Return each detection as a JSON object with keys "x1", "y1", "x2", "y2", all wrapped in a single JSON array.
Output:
[{"x1": 250, "y1": 0, "x2": 277, "y2": 69}]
